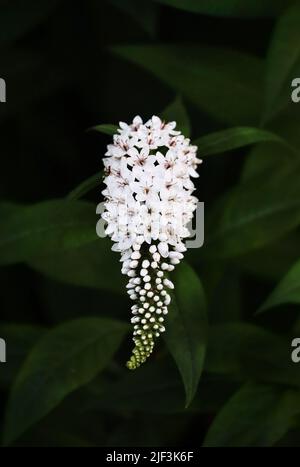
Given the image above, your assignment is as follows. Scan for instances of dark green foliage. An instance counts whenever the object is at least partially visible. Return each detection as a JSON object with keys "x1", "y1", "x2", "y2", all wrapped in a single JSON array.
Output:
[{"x1": 154, "y1": 0, "x2": 295, "y2": 18}]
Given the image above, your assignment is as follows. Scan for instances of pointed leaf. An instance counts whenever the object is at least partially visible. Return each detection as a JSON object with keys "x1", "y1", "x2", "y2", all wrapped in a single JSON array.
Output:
[
  {"x1": 194, "y1": 127, "x2": 295, "y2": 157},
  {"x1": 0, "y1": 324, "x2": 45, "y2": 389},
  {"x1": 161, "y1": 96, "x2": 191, "y2": 137},
  {"x1": 164, "y1": 262, "x2": 207, "y2": 407},
  {"x1": 3, "y1": 318, "x2": 128, "y2": 445},
  {"x1": 0, "y1": 0, "x2": 59, "y2": 44},
  {"x1": 84, "y1": 362, "x2": 236, "y2": 414},
  {"x1": 259, "y1": 258, "x2": 300, "y2": 313},
  {"x1": 205, "y1": 323, "x2": 300, "y2": 388},
  {"x1": 242, "y1": 107, "x2": 300, "y2": 182}
]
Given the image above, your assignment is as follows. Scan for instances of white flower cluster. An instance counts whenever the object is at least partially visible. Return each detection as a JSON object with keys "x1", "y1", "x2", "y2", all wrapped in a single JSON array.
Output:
[{"x1": 102, "y1": 115, "x2": 201, "y2": 369}]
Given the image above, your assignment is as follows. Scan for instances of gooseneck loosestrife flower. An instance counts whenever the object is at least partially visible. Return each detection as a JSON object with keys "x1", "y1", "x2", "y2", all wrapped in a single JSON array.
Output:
[{"x1": 102, "y1": 116, "x2": 202, "y2": 369}]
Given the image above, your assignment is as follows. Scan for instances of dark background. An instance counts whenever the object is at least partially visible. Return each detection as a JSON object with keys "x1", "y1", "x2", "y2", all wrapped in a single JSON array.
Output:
[{"x1": 0, "y1": 0, "x2": 300, "y2": 448}]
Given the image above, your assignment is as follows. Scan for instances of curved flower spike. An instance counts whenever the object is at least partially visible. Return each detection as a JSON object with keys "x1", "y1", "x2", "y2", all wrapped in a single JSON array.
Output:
[{"x1": 101, "y1": 115, "x2": 202, "y2": 369}]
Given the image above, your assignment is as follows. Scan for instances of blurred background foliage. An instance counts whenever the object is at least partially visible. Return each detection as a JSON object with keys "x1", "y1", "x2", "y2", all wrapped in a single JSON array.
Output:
[{"x1": 1, "y1": 0, "x2": 300, "y2": 447}]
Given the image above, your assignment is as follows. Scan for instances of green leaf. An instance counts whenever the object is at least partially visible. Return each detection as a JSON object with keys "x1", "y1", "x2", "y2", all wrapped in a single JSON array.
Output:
[
  {"x1": 154, "y1": 0, "x2": 294, "y2": 17},
  {"x1": 0, "y1": 50, "x2": 66, "y2": 124},
  {"x1": 164, "y1": 262, "x2": 208, "y2": 407},
  {"x1": 242, "y1": 107, "x2": 300, "y2": 182},
  {"x1": 85, "y1": 360, "x2": 186, "y2": 414},
  {"x1": 203, "y1": 382, "x2": 300, "y2": 447},
  {"x1": 276, "y1": 428, "x2": 300, "y2": 447},
  {"x1": 0, "y1": 202, "x2": 19, "y2": 220},
  {"x1": 205, "y1": 323, "x2": 300, "y2": 388},
  {"x1": 3, "y1": 318, "x2": 128, "y2": 445},
  {"x1": 88, "y1": 124, "x2": 118, "y2": 136},
  {"x1": 73, "y1": 96, "x2": 189, "y2": 203},
  {"x1": 194, "y1": 127, "x2": 295, "y2": 157},
  {"x1": 271, "y1": 107, "x2": 300, "y2": 151},
  {"x1": 0, "y1": 200, "x2": 97, "y2": 265},
  {"x1": 0, "y1": 324, "x2": 45, "y2": 389},
  {"x1": 242, "y1": 107, "x2": 300, "y2": 183},
  {"x1": 205, "y1": 163, "x2": 300, "y2": 258},
  {"x1": 264, "y1": 2, "x2": 300, "y2": 121},
  {"x1": 259, "y1": 258, "x2": 300, "y2": 313},
  {"x1": 67, "y1": 171, "x2": 103, "y2": 201},
  {"x1": 161, "y1": 96, "x2": 191, "y2": 138},
  {"x1": 29, "y1": 239, "x2": 125, "y2": 294},
  {"x1": 111, "y1": 44, "x2": 263, "y2": 125},
  {"x1": 107, "y1": 0, "x2": 158, "y2": 37},
  {"x1": 0, "y1": 0, "x2": 59, "y2": 43}
]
